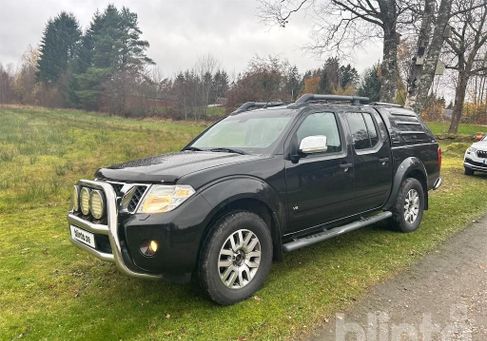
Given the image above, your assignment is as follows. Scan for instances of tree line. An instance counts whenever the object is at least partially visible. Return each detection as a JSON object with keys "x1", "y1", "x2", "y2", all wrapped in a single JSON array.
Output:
[
  {"x1": 261, "y1": 0, "x2": 487, "y2": 133},
  {"x1": 1, "y1": 2, "x2": 487, "y2": 132},
  {"x1": 0, "y1": 2, "x2": 375, "y2": 120}
]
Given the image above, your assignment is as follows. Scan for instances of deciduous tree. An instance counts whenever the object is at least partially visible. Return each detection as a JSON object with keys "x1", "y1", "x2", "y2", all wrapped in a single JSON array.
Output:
[
  {"x1": 446, "y1": 0, "x2": 487, "y2": 133},
  {"x1": 260, "y1": 0, "x2": 415, "y2": 102},
  {"x1": 406, "y1": 0, "x2": 453, "y2": 115}
]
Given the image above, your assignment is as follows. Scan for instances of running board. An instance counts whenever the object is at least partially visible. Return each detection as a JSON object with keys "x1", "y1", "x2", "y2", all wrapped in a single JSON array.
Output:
[{"x1": 283, "y1": 211, "x2": 393, "y2": 252}]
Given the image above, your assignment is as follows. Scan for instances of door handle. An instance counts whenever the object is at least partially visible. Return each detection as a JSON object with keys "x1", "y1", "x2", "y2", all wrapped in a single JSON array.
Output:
[
  {"x1": 379, "y1": 157, "x2": 390, "y2": 166},
  {"x1": 339, "y1": 162, "x2": 353, "y2": 172}
]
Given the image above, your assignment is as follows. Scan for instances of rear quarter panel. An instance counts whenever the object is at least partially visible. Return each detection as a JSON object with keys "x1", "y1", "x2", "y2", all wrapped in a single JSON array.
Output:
[{"x1": 375, "y1": 107, "x2": 440, "y2": 189}]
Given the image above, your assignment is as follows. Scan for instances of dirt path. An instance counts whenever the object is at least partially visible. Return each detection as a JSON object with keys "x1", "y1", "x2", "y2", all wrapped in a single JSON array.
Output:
[{"x1": 308, "y1": 216, "x2": 487, "y2": 341}]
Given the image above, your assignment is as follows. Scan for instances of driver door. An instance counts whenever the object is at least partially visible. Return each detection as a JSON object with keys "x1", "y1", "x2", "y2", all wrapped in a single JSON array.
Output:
[{"x1": 284, "y1": 111, "x2": 355, "y2": 234}]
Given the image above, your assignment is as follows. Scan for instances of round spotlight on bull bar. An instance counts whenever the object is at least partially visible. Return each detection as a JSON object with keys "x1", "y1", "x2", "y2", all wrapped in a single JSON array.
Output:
[
  {"x1": 90, "y1": 190, "x2": 105, "y2": 220},
  {"x1": 72, "y1": 185, "x2": 80, "y2": 212},
  {"x1": 80, "y1": 187, "x2": 91, "y2": 216}
]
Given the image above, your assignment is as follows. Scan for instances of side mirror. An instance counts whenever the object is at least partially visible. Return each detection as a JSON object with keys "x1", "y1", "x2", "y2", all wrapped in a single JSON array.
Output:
[{"x1": 299, "y1": 135, "x2": 328, "y2": 154}]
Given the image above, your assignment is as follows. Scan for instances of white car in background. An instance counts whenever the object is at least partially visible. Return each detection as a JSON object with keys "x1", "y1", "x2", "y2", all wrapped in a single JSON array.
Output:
[{"x1": 464, "y1": 135, "x2": 487, "y2": 175}]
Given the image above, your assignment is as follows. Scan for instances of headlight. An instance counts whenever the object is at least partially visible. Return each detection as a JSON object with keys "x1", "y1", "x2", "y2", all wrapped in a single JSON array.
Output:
[
  {"x1": 72, "y1": 185, "x2": 80, "y2": 211},
  {"x1": 467, "y1": 147, "x2": 477, "y2": 154},
  {"x1": 90, "y1": 190, "x2": 105, "y2": 220},
  {"x1": 80, "y1": 187, "x2": 91, "y2": 216},
  {"x1": 138, "y1": 185, "x2": 195, "y2": 214}
]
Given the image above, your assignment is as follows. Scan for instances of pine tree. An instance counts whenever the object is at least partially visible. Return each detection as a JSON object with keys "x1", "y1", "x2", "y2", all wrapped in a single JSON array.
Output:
[
  {"x1": 284, "y1": 65, "x2": 300, "y2": 100},
  {"x1": 37, "y1": 12, "x2": 81, "y2": 83},
  {"x1": 358, "y1": 65, "x2": 381, "y2": 102},
  {"x1": 73, "y1": 5, "x2": 153, "y2": 111},
  {"x1": 339, "y1": 64, "x2": 359, "y2": 89},
  {"x1": 319, "y1": 57, "x2": 340, "y2": 94},
  {"x1": 212, "y1": 70, "x2": 229, "y2": 102},
  {"x1": 74, "y1": 11, "x2": 103, "y2": 74}
]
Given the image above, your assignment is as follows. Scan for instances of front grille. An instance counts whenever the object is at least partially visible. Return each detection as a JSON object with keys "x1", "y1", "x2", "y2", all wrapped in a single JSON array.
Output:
[
  {"x1": 477, "y1": 150, "x2": 487, "y2": 159},
  {"x1": 128, "y1": 186, "x2": 147, "y2": 212},
  {"x1": 107, "y1": 181, "x2": 148, "y2": 213},
  {"x1": 111, "y1": 183, "x2": 124, "y2": 195},
  {"x1": 465, "y1": 158, "x2": 487, "y2": 168}
]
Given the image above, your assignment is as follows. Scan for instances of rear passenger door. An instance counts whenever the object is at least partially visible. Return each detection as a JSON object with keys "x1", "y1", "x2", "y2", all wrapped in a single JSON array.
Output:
[{"x1": 344, "y1": 110, "x2": 393, "y2": 213}]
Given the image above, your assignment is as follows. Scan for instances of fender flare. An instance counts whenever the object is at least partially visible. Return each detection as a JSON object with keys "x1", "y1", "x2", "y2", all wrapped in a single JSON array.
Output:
[
  {"x1": 384, "y1": 157, "x2": 429, "y2": 210},
  {"x1": 198, "y1": 176, "x2": 286, "y2": 260}
]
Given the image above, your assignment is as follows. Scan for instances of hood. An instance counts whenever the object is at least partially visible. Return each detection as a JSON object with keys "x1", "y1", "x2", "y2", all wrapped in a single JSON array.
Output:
[
  {"x1": 96, "y1": 151, "x2": 265, "y2": 183},
  {"x1": 472, "y1": 140, "x2": 487, "y2": 150}
]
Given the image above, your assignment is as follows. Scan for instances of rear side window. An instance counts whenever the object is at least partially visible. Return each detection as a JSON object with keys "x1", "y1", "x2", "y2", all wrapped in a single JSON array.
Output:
[
  {"x1": 385, "y1": 108, "x2": 433, "y2": 145},
  {"x1": 346, "y1": 112, "x2": 379, "y2": 150},
  {"x1": 296, "y1": 112, "x2": 342, "y2": 153},
  {"x1": 363, "y1": 113, "x2": 379, "y2": 146}
]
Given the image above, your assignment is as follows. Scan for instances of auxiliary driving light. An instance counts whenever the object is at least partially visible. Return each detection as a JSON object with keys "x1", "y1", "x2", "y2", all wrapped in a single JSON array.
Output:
[
  {"x1": 90, "y1": 190, "x2": 105, "y2": 220},
  {"x1": 140, "y1": 240, "x2": 159, "y2": 257},
  {"x1": 72, "y1": 185, "x2": 80, "y2": 211},
  {"x1": 80, "y1": 187, "x2": 91, "y2": 216}
]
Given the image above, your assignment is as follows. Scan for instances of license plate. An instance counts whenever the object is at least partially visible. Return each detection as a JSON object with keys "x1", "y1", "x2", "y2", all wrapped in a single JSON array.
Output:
[{"x1": 70, "y1": 225, "x2": 96, "y2": 248}]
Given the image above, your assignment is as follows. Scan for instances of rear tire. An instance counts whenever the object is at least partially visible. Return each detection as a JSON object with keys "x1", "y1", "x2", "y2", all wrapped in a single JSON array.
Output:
[
  {"x1": 197, "y1": 211, "x2": 273, "y2": 305},
  {"x1": 464, "y1": 167, "x2": 474, "y2": 176},
  {"x1": 391, "y1": 178, "x2": 425, "y2": 233}
]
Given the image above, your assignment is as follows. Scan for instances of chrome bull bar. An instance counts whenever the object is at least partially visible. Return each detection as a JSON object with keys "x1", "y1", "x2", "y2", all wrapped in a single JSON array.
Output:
[{"x1": 67, "y1": 179, "x2": 162, "y2": 280}]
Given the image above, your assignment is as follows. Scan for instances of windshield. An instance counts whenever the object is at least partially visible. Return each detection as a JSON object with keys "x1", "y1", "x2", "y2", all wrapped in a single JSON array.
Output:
[{"x1": 189, "y1": 111, "x2": 293, "y2": 154}]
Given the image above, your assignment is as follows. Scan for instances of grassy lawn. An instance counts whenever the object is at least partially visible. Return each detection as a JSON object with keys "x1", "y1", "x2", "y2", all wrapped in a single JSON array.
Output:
[
  {"x1": 1, "y1": 106, "x2": 487, "y2": 340},
  {"x1": 426, "y1": 120, "x2": 487, "y2": 136}
]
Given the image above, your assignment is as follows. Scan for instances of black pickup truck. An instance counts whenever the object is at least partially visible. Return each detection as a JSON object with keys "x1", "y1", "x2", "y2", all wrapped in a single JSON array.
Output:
[{"x1": 68, "y1": 94, "x2": 442, "y2": 305}]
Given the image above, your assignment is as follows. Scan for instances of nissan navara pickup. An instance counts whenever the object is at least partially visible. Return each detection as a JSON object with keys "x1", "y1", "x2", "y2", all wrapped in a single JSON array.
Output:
[{"x1": 68, "y1": 94, "x2": 442, "y2": 305}]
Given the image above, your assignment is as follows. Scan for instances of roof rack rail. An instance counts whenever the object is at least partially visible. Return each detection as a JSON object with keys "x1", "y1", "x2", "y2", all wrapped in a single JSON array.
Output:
[
  {"x1": 291, "y1": 94, "x2": 370, "y2": 107},
  {"x1": 370, "y1": 102, "x2": 403, "y2": 108},
  {"x1": 232, "y1": 101, "x2": 285, "y2": 114}
]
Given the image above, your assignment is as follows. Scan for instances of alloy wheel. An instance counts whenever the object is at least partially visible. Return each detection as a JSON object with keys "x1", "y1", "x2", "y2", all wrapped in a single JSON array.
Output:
[
  {"x1": 404, "y1": 189, "x2": 420, "y2": 224},
  {"x1": 218, "y1": 229, "x2": 261, "y2": 289}
]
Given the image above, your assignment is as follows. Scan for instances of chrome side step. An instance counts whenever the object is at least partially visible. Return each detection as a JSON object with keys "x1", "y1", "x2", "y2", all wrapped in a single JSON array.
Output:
[{"x1": 283, "y1": 211, "x2": 393, "y2": 252}]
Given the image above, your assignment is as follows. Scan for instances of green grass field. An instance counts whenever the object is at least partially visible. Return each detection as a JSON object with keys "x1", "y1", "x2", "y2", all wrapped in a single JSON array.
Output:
[
  {"x1": 426, "y1": 120, "x2": 487, "y2": 136},
  {"x1": 1, "y1": 106, "x2": 487, "y2": 340}
]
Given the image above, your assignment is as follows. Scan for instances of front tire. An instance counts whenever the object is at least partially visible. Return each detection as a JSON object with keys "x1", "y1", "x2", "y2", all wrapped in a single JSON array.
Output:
[
  {"x1": 197, "y1": 211, "x2": 273, "y2": 305},
  {"x1": 391, "y1": 178, "x2": 425, "y2": 233},
  {"x1": 464, "y1": 167, "x2": 474, "y2": 176}
]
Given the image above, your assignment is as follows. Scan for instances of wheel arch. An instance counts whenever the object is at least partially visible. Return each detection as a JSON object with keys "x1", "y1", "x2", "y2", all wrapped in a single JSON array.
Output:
[
  {"x1": 196, "y1": 177, "x2": 285, "y2": 266},
  {"x1": 385, "y1": 157, "x2": 429, "y2": 210}
]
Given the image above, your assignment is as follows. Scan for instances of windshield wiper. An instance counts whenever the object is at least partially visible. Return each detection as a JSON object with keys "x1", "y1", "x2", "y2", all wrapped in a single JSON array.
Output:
[
  {"x1": 183, "y1": 146, "x2": 204, "y2": 152},
  {"x1": 209, "y1": 147, "x2": 247, "y2": 155}
]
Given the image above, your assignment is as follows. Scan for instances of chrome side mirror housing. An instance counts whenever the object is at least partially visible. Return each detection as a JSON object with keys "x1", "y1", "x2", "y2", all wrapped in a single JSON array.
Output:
[{"x1": 299, "y1": 135, "x2": 328, "y2": 154}]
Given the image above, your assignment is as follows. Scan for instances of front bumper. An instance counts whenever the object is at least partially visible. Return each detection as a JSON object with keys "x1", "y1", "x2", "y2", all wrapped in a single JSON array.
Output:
[
  {"x1": 464, "y1": 158, "x2": 487, "y2": 172},
  {"x1": 67, "y1": 179, "x2": 162, "y2": 280}
]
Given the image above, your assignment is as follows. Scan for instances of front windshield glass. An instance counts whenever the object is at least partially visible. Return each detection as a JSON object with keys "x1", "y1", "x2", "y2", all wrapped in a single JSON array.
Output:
[{"x1": 190, "y1": 110, "x2": 293, "y2": 153}]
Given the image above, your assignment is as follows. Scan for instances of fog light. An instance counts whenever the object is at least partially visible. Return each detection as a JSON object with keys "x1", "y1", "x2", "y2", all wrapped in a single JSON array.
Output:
[{"x1": 140, "y1": 240, "x2": 159, "y2": 257}]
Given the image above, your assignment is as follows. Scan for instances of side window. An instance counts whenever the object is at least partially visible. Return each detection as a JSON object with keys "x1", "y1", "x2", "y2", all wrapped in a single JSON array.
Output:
[
  {"x1": 346, "y1": 113, "x2": 370, "y2": 149},
  {"x1": 296, "y1": 112, "x2": 341, "y2": 153},
  {"x1": 346, "y1": 112, "x2": 379, "y2": 150},
  {"x1": 363, "y1": 113, "x2": 379, "y2": 146}
]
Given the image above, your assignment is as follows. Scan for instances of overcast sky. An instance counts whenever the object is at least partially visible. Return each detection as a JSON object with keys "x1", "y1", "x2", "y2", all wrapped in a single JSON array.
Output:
[{"x1": 0, "y1": 0, "x2": 383, "y2": 79}]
